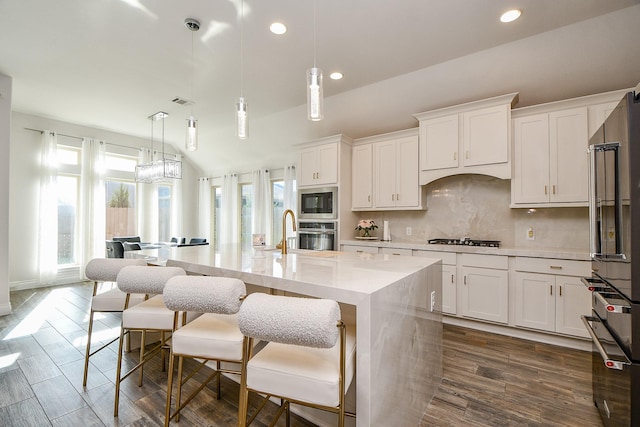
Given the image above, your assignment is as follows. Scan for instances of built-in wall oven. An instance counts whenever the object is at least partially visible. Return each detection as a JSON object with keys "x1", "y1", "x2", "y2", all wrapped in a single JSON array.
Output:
[
  {"x1": 298, "y1": 187, "x2": 337, "y2": 220},
  {"x1": 298, "y1": 221, "x2": 337, "y2": 251},
  {"x1": 582, "y1": 90, "x2": 640, "y2": 427}
]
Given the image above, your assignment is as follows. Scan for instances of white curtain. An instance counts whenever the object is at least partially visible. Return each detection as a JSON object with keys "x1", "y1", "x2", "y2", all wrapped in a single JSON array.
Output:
[
  {"x1": 79, "y1": 138, "x2": 106, "y2": 274},
  {"x1": 220, "y1": 174, "x2": 238, "y2": 245},
  {"x1": 251, "y1": 169, "x2": 272, "y2": 245},
  {"x1": 137, "y1": 148, "x2": 158, "y2": 242},
  {"x1": 38, "y1": 131, "x2": 58, "y2": 284},
  {"x1": 170, "y1": 153, "x2": 184, "y2": 241},
  {"x1": 197, "y1": 177, "x2": 211, "y2": 242},
  {"x1": 284, "y1": 165, "x2": 297, "y2": 236}
]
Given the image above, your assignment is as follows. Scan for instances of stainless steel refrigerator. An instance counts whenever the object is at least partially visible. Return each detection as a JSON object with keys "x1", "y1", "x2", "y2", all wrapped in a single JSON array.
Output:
[{"x1": 582, "y1": 89, "x2": 640, "y2": 426}]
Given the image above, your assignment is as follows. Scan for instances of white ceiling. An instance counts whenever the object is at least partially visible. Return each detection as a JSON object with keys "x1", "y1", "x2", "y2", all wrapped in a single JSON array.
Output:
[{"x1": 1, "y1": 0, "x2": 640, "y2": 177}]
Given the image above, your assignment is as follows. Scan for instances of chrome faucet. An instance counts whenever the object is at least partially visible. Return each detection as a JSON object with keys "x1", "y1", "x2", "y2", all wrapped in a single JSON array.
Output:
[{"x1": 281, "y1": 209, "x2": 297, "y2": 254}]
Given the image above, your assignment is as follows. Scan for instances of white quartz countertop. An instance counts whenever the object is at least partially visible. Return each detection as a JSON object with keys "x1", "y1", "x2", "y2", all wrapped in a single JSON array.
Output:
[
  {"x1": 340, "y1": 239, "x2": 591, "y2": 261},
  {"x1": 141, "y1": 244, "x2": 439, "y2": 304}
]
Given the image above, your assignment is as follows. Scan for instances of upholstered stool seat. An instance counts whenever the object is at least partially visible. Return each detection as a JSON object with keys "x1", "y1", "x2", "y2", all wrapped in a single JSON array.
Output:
[
  {"x1": 246, "y1": 326, "x2": 356, "y2": 408},
  {"x1": 113, "y1": 265, "x2": 192, "y2": 417},
  {"x1": 82, "y1": 258, "x2": 147, "y2": 387},
  {"x1": 238, "y1": 293, "x2": 356, "y2": 427},
  {"x1": 163, "y1": 275, "x2": 246, "y2": 427}
]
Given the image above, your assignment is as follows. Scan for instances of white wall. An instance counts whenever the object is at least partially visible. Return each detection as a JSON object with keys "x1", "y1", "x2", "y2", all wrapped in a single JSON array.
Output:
[
  {"x1": 8, "y1": 112, "x2": 201, "y2": 290},
  {"x1": 0, "y1": 74, "x2": 11, "y2": 314}
]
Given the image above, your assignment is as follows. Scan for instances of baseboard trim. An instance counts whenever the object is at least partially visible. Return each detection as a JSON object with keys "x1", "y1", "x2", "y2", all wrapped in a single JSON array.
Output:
[{"x1": 443, "y1": 316, "x2": 592, "y2": 352}]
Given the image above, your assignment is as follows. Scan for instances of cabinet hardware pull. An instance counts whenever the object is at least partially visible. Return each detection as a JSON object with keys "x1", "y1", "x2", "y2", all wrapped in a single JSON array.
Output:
[
  {"x1": 465, "y1": 150, "x2": 469, "y2": 159},
  {"x1": 464, "y1": 276, "x2": 467, "y2": 285},
  {"x1": 396, "y1": 193, "x2": 400, "y2": 201},
  {"x1": 453, "y1": 152, "x2": 457, "y2": 161},
  {"x1": 316, "y1": 172, "x2": 319, "y2": 179},
  {"x1": 451, "y1": 274, "x2": 454, "y2": 283},
  {"x1": 544, "y1": 185, "x2": 548, "y2": 195},
  {"x1": 559, "y1": 286, "x2": 562, "y2": 297},
  {"x1": 550, "y1": 285, "x2": 553, "y2": 296},
  {"x1": 368, "y1": 195, "x2": 371, "y2": 202},
  {"x1": 391, "y1": 194, "x2": 395, "y2": 201},
  {"x1": 552, "y1": 185, "x2": 556, "y2": 194},
  {"x1": 356, "y1": 250, "x2": 363, "y2": 253},
  {"x1": 392, "y1": 253, "x2": 401, "y2": 256},
  {"x1": 550, "y1": 265, "x2": 562, "y2": 270}
]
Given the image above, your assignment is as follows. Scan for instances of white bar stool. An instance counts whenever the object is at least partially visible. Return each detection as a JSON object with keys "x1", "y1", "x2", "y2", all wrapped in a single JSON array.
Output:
[
  {"x1": 82, "y1": 258, "x2": 147, "y2": 387},
  {"x1": 162, "y1": 275, "x2": 246, "y2": 426},
  {"x1": 237, "y1": 293, "x2": 356, "y2": 427},
  {"x1": 113, "y1": 265, "x2": 196, "y2": 417}
]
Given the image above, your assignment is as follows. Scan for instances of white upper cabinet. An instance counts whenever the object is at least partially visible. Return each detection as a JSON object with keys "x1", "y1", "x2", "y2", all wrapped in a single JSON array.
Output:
[
  {"x1": 352, "y1": 129, "x2": 424, "y2": 211},
  {"x1": 512, "y1": 107, "x2": 589, "y2": 206},
  {"x1": 413, "y1": 93, "x2": 518, "y2": 185},
  {"x1": 298, "y1": 142, "x2": 339, "y2": 187},
  {"x1": 351, "y1": 144, "x2": 373, "y2": 209}
]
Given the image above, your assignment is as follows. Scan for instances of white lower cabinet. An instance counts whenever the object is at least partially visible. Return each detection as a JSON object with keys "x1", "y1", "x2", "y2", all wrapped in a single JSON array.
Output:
[
  {"x1": 340, "y1": 244, "x2": 378, "y2": 254},
  {"x1": 460, "y1": 254, "x2": 509, "y2": 324},
  {"x1": 414, "y1": 250, "x2": 457, "y2": 315},
  {"x1": 514, "y1": 257, "x2": 591, "y2": 338}
]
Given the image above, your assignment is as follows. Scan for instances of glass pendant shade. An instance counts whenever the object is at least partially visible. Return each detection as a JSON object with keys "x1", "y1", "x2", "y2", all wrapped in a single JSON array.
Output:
[
  {"x1": 307, "y1": 67, "x2": 323, "y2": 121},
  {"x1": 185, "y1": 116, "x2": 198, "y2": 151},
  {"x1": 236, "y1": 97, "x2": 248, "y2": 139}
]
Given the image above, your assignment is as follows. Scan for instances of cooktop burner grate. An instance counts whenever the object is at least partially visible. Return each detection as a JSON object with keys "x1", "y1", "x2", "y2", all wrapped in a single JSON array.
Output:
[{"x1": 428, "y1": 238, "x2": 501, "y2": 248}]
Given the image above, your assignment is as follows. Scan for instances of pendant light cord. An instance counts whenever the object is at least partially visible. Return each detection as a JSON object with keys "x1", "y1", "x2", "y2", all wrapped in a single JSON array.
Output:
[
  {"x1": 240, "y1": 0, "x2": 244, "y2": 97},
  {"x1": 191, "y1": 30, "x2": 195, "y2": 117},
  {"x1": 313, "y1": 0, "x2": 317, "y2": 67}
]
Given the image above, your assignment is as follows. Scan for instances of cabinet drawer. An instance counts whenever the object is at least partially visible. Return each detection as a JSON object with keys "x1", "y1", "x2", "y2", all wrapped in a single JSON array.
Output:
[
  {"x1": 380, "y1": 247, "x2": 412, "y2": 256},
  {"x1": 461, "y1": 253, "x2": 508, "y2": 270},
  {"x1": 341, "y1": 245, "x2": 378, "y2": 254},
  {"x1": 413, "y1": 250, "x2": 456, "y2": 265},
  {"x1": 515, "y1": 257, "x2": 590, "y2": 276}
]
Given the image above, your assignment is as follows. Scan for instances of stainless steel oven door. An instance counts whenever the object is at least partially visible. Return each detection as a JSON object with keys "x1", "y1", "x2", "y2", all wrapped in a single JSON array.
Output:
[{"x1": 297, "y1": 221, "x2": 336, "y2": 251}]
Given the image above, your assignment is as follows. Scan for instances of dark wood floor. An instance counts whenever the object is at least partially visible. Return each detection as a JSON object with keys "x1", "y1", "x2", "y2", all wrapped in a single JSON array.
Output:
[{"x1": 0, "y1": 282, "x2": 603, "y2": 426}]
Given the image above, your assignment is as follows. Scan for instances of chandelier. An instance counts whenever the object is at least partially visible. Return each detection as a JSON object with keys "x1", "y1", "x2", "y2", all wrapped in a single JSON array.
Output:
[{"x1": 135, "y1": 111, "x2": 182, "y2": 183}]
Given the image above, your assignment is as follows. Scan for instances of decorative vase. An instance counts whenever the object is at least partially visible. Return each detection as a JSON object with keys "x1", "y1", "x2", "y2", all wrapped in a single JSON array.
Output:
[{"x1": 362, "y1": 229, "x2": 371, "y2": 238}]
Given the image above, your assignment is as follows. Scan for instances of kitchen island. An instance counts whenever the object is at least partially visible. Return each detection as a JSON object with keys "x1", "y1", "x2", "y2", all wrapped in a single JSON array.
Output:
[{"x1": 138, "y1": 244, "x2": 442, "y2": 427}]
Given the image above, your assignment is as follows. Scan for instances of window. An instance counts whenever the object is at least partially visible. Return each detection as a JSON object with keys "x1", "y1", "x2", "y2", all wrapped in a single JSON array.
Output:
[
  {"x1": 240, "y1": 184, "x2": 252, "y2": 249},
  {"x1": 158, "y1": 185, "x2": 171, "y2": 242},
  {"x1": 57, "y1": 175, "x2": 79, "y2": 265},
  {"x1": 214, "y1": 187, "x2": 221, "y2": 250},
  {"x1": 105, "y1": 181, "x2": 136, "y2": 240},
  {"x1": 272, "y1": 180, "x2": 284, "y2": 245}
]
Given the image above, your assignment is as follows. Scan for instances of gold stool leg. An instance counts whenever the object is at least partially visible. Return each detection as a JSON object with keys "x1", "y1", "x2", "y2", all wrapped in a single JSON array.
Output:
[
  {"x1": 82, "y1": 309, "x2": 95, "y2": 387},
  {"x1": 138, "y1": 330, "x2": 146, "y2": 387},
  {"x1": 113, "y1": 325, "x2": 127, "y2": 417},
  {"x1": 164, "y1": 347, "x2": 176, "y2": 427}
]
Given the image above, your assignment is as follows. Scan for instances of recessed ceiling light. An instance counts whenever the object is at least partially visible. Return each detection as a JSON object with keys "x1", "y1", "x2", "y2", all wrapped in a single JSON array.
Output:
[
  {"x1": 329, "y1": 72, "x2": 343, "y2": 80},
  {"x1": 270, "y1": 22, "x2": 287, "y2": 35},
  {"x1": 500, "y1": 9, "x2": 521, "y2": 23}
]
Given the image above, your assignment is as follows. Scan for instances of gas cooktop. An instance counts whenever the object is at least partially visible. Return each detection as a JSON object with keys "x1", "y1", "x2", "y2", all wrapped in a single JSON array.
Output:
[{"x1": 428, "y1": 238, "x2": 501, "y2": 248}]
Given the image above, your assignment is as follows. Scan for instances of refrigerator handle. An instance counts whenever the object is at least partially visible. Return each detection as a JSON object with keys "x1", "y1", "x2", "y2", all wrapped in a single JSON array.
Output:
[{"x1": 588, "y1": 146, "x2": 600, "y2": 258}]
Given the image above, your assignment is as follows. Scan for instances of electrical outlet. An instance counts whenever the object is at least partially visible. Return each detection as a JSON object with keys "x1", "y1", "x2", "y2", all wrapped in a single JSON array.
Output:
[
  {"x1": 527, "y1": 227, "x2": 534, "y2": 240},
  {"x1": 430, "y1": 291, "x2": 436, "y2": 312},
  {"x1": 406, "y1": 227, "x2": 412, "y2": 236}
]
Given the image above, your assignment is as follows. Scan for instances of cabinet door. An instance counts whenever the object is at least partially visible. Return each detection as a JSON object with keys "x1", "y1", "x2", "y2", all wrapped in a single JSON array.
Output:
[
  {"x1": 352, "y1": 144, "x2": 373, "y2": 209},
  {"x1": 549, "y1": 107, "x2": 588, "y2": 203},
  {"x1": 555, "y1": 276, "x2": 591, "y2": 338},
  {"x1": 588, "y1": 101, "x2": 619, "y2": 139},
  {"x1": 340, "y1": 244, "x2": 378, "y2": 254},
  {"x1": 512, "y1": 114, "x2": 550, "y2": 204},
  {"x1": 316, "y1": 143, "x2": 338, "y2": 185},
  {"x1": 298, "y1": 147, "x2": 318, "y2": 187},
  {"x1": 462, "y1": 104, "x2": 509, "y2": 167},
  {"x1": 395, "y1": 136, "x2": 419, "y2": 207},
  {"x1": 441, "y1": 264, "x2": 457, "y2": 315},
  {"x1": 461, "y1": 266, "x2": 508, "y2": 324},
  {"x1": 514, "y1": 272, "x2": 555, "y2": 332},
  {"x1": 419, "y1": 114, "x2": 458, "y2": 171},
  {"x1": 373, "y1": 140, "x2": 397, "y2": 208}
]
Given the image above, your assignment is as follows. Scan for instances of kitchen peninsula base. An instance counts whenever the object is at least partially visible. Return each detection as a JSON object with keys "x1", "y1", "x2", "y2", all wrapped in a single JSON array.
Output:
[{"x1": 144, "y1": 245, "x2": 443, "y2": 427}]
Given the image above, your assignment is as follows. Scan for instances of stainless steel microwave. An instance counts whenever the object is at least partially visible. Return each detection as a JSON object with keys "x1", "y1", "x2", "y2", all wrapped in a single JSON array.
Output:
[{"x1": 298, "y1": 187, "x2": 338, "y2": 219}]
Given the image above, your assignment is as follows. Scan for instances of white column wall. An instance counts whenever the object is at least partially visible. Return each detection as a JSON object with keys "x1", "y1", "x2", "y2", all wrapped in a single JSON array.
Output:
[{"x1": 0, "y1": 74, "x2": 11, "y2": 315}]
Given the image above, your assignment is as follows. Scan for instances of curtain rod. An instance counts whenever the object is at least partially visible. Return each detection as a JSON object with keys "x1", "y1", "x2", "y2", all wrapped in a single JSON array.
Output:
[{"x1": 24, "y1": 127, "x2": 142, "y2": 151}]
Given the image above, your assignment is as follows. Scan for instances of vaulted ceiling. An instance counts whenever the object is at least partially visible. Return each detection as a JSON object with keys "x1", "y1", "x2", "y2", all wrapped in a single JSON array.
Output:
[{"x1": 1, "y1": 0, "x2": 639, "y2": 176}]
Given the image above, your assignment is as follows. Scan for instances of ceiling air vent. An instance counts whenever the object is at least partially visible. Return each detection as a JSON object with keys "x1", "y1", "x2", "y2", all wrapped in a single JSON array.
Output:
[{"x1": 171, "y1": 97, "x2": 194, "y2": 106}]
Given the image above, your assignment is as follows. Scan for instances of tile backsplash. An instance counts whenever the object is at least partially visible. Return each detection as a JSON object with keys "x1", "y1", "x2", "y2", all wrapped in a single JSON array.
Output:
[{"x1": 356, "y1": 174, "x2": 589, "y2": 251}]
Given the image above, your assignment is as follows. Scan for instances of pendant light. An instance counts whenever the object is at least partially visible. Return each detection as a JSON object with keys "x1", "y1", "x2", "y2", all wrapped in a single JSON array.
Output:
[
  {"x1": 307, "y1": 0, "x2": 323, "y2": 121},
  {"x1": 236, "y1": 0, "x2": 248, "y2": 139},
  {"x1": 185, "y1": 18, "x2": 200, "y2": 151}
]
